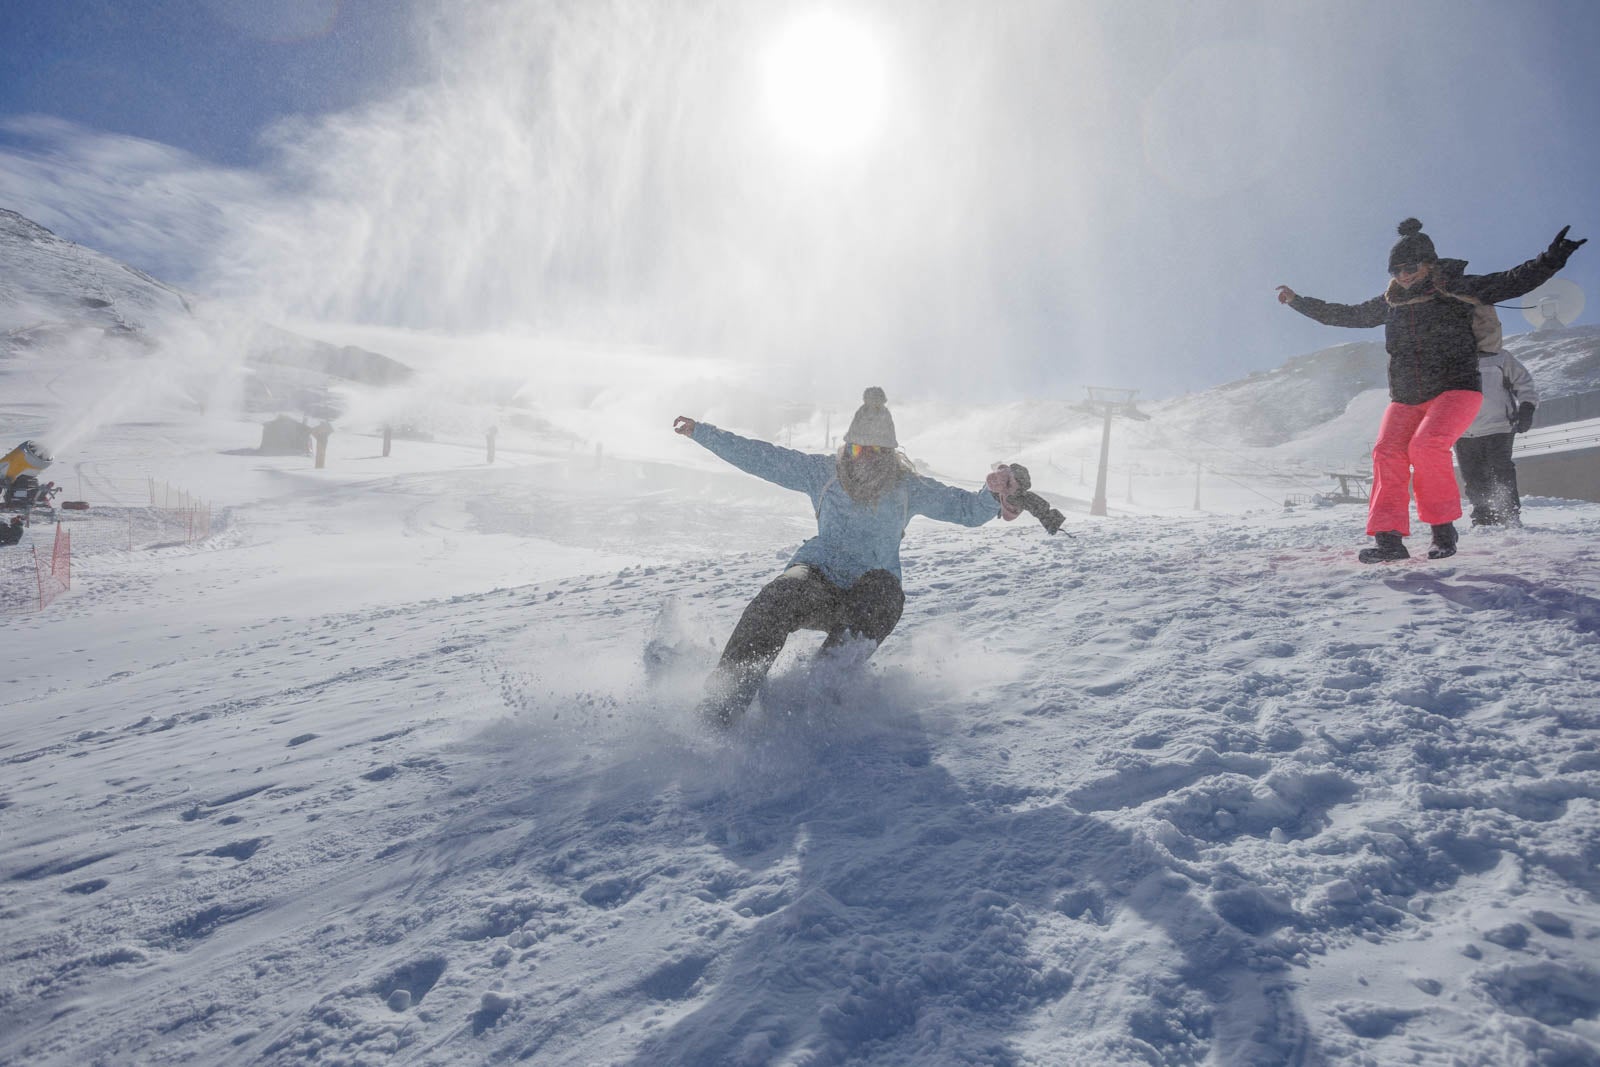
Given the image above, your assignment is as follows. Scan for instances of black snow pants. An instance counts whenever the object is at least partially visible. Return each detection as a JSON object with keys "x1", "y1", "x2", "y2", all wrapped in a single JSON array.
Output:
[
  {"x1": 701, "y1": 565, "x2": 905, "y2": 723},
  {"x1": 1455, "y1": 432, "x2": 1522, "y2": 526}
]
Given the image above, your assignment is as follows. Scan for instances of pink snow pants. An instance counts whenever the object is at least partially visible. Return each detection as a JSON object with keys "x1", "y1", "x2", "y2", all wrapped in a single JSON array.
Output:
[{"x1": 1367, "y1": 390, "x2": 1483, "y2": 536}]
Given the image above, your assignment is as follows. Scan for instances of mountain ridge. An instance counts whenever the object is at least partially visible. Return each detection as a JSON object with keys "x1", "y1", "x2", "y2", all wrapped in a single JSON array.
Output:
[{"x1": 1, "y1": 207, "x2": 412, "y2": 394}]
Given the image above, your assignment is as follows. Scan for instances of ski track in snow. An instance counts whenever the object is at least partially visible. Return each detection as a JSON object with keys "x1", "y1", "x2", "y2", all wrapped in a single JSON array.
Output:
[{"x1": 3, "y1": 468, "x2": 1599, "y2": 1066}]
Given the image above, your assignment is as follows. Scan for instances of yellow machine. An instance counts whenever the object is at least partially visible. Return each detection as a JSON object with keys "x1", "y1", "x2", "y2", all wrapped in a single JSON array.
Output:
[{"x1": 2, "y1": 440, "x2": 51, "y2": 482}]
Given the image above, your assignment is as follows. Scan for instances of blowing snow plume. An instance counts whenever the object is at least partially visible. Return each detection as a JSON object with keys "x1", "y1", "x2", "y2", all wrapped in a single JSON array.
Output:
[{"x1": 206, "y1": 0, "x2": 1158, "y2": 397}]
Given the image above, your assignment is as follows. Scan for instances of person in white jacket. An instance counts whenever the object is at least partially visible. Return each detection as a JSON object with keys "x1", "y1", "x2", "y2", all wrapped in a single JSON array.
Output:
[{"x1": 1455, "y1": 348, "x2": 1538, "y2": 527}]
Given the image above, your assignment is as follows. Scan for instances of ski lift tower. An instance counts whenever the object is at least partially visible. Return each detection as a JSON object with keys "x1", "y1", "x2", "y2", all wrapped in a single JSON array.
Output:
[{"x1": 1078, "y1": 387, "x2": 1150, "y2": 517}]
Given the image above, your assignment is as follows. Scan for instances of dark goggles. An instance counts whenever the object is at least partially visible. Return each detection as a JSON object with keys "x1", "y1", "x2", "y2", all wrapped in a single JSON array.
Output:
[
  {"x1": 1390, "y1": 262, "x2": 1423, "y2": 277},
  {"x1": 848, "y1": 443, "x2": 890, "y2": 459}
]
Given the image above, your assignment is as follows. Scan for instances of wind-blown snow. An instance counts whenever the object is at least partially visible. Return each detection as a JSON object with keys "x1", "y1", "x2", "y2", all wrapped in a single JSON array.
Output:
[{"x1": 3, "y1": 232, "x2": 1600, "y2": 1065}]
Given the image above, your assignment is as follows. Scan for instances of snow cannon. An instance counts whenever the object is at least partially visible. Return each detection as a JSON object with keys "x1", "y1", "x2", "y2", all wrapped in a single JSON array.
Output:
[{"x1": 2, "y1": 440, "x2": 52, "y2": 482}]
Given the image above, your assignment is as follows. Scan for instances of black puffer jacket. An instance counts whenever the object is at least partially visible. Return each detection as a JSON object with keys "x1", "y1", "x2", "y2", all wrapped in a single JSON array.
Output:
[{"x1": 1289, "y1": 252, "x2": 1560, "y2": 405}]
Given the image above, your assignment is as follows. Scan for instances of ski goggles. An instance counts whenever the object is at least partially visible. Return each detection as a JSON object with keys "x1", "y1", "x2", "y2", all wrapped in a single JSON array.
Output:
[
  {"x1": 1390, "y1": 262, "x2": 1423, "y2": 276},
  {"x1": 848, "y1": 443, "x2": 890, "y2": 459}
]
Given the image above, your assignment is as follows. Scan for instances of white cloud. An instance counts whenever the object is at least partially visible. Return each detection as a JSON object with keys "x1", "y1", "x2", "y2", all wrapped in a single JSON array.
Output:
[{"x1": 0, "y1": 115, "x2": 270, "y2": 285}]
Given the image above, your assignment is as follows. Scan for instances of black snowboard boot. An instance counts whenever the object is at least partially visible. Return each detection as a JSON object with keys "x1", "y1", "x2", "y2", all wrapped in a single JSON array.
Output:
[
  {"x1": 1426, "y1": 522, "x2": 1459, "y2": 559},
  {"x1": 697, "y1": 666, "x2": 762, "y2": 729},
  {"x1": 1358, "y1": 531, "x2": 1408, "y2": 564}
]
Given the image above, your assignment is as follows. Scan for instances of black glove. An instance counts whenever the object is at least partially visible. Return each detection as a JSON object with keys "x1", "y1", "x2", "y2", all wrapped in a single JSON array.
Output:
[
  {"x1": 1546, "y1": 225, "x2": 1587, "y2": 269},
  {"x1": 1514, "y1": 402, "x2": 1536, "y2": 434}
]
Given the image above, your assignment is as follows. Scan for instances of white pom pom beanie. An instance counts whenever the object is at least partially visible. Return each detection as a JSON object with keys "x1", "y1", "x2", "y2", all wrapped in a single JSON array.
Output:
[{"x1": 843, "y1": 387, "x2": 897, "y2": 448}]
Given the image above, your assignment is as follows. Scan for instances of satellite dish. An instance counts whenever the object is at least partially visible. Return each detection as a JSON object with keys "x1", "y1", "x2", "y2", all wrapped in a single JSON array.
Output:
[{"x1": 1520, "y1": 277, "x2": 1585, "y2": 330}]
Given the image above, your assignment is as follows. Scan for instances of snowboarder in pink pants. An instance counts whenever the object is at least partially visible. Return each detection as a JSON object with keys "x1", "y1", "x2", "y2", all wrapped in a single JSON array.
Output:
[{"x1": 1276, "y1": 218, "x2": 1585, "y2": 562}]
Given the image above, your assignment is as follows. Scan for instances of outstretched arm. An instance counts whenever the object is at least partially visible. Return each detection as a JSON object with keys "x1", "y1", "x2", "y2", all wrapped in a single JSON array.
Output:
[
  {"x1": 907, "y1": 473, "x2": 1001, "y2": 528},
  {"x1": 986, "y1": 463, "x2": 1067, "y2": 534},
  {"x1": 1277, "y1": 287, "x2": 1388, "y2": 328},
  {"x1": 1459, "y1": 226, "x2": 1587, "y2": 306},
  {"x1": 672, "y1": 416, "x2": 825, "y2": 495}
]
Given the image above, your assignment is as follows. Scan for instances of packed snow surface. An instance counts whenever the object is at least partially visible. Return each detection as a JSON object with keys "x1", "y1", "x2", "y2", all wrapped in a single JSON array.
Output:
[{"x1": 3, "y1": 339, "x2": 1600, "y2": 1065}]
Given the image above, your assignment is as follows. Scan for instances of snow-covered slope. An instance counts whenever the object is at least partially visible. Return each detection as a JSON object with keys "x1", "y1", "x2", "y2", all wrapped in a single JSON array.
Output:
[
  {"x1": 2, "y1": 296, "x2": 1599, "y2": 1066},
  {"x1": 1151, "y1": 324, "x2": 1600, "y2": 454},
  {"x1": 0, "y1": 207, "x2": 191, "y2": 338},
  {"x1": 932, "y1": 323, "x2": 1600, "y2": 517},
  {"x1": 1505, "y1": 325, "x2": 1600, "y2": 405},
  {"x1": 1154, "y1": 340, "x2": 1389, "y2": 449}
]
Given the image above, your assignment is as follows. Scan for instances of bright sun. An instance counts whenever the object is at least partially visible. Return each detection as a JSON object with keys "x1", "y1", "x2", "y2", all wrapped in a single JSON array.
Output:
[{"x1": 762, "y1": 11, "x2": 887, "y2": 155}]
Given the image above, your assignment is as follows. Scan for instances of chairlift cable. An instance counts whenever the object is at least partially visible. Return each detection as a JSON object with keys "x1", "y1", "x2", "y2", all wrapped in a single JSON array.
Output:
[
  {"x1": 1119, "y1": 422, "x2": 1329, "y2": 505},
  {"x1": 1117, "y1": 425, "x2": 1294, "y2": 508}
]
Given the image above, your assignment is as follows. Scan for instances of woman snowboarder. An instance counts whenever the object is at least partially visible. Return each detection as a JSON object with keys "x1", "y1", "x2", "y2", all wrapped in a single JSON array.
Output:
[
  {"x1": 1276, "y1": 219, "x2": 1584, "y2": 562},
  {"x1": 673, "y1": 387, "x2": 1019, "y2": 725}
]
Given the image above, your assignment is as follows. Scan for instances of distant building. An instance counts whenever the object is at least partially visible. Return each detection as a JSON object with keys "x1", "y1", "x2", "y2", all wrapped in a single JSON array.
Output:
[
  {"x1": 1513, "y1": 389, "x2": 1600, "y2": 503},
  {"x1": 258, "y1": 416, "x2": 313, "y2": 456}
]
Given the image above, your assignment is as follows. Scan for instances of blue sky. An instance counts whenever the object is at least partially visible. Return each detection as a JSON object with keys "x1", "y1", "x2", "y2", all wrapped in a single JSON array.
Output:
[
  {"x1": 1, "y1": 0, "x2": 1596, "y2": 400},
  {"x1": 1, "y1": 0, "x2": 414, "y2": 166}
]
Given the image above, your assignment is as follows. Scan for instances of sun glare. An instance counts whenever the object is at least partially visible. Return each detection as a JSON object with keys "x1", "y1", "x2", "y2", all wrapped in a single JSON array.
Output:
[{"x1": 762, "y1": 11, "x2": 887, "y2": 155}]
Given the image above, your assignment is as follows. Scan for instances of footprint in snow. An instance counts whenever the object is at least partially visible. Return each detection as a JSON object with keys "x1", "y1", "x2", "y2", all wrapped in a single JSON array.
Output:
[
  {"x1": 580, "y1": 876, "x2": 640, "y2": 909},
  {"x1": 636, "y1": 954, "x2": 712, "y2": 1001},
  {"x1": 1478, "y1": 961, "x2": 1600, "y2": 1027},
  {"x1": 10, "y1": 851, "x2": 116, "y2": 882},
  {"x1": 161, "y1": 900, "x2": 266, "y2": 946},
  {"x1": 374, "y1": 956, "x2": 447, "y2": 1011},
  {"x1": 208, "y1": 838, "x2": 267, "y2": 861}
]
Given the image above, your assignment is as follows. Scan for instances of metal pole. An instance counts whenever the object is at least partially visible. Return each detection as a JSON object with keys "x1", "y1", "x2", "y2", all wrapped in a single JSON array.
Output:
[{"x1": 1091, "y1": 405, "x2": 1113, "y2": 517}]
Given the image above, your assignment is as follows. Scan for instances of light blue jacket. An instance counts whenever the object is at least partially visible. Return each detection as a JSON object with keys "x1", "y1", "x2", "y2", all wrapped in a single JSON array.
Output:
[{"x1": 692, "y1": 422, "x2": 999, "y2": 587}]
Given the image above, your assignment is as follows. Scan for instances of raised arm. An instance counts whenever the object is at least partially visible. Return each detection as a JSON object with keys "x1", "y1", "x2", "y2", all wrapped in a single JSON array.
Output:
[
  {"x1": 1458, "y1": 226, "x2": 1587, "y2": 306},
  {"x1": 1278, "y1": 287, "x2": 1388, "y2": 329},
  {"x1": 906, "y1": 473, "x2": 1000, "y2": 528},
  {"x1": 675, "y1": 417, "x2": 826, "y2": 495}
]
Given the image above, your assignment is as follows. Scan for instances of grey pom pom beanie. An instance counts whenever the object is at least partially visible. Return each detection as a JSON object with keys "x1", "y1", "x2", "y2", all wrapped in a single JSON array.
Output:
[
  {"x1": 843, "y1": 387, "x2": 897, "y2": 448},
  {"x1": 1389, "y1": 217, "x2": 1438, "y2": 271}
]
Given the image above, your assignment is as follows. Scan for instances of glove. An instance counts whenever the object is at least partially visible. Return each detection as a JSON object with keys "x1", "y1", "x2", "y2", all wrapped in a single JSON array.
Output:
[
  {"x1": 1514, "y1": 402, "x2": 1536, "y2": 434},
  {"x1": 985, "y1": 466, "x2": 1023, "y2": 521},
  {"x1": 1546, "y1": 225, "x2": 1587, "y2": 269}
]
